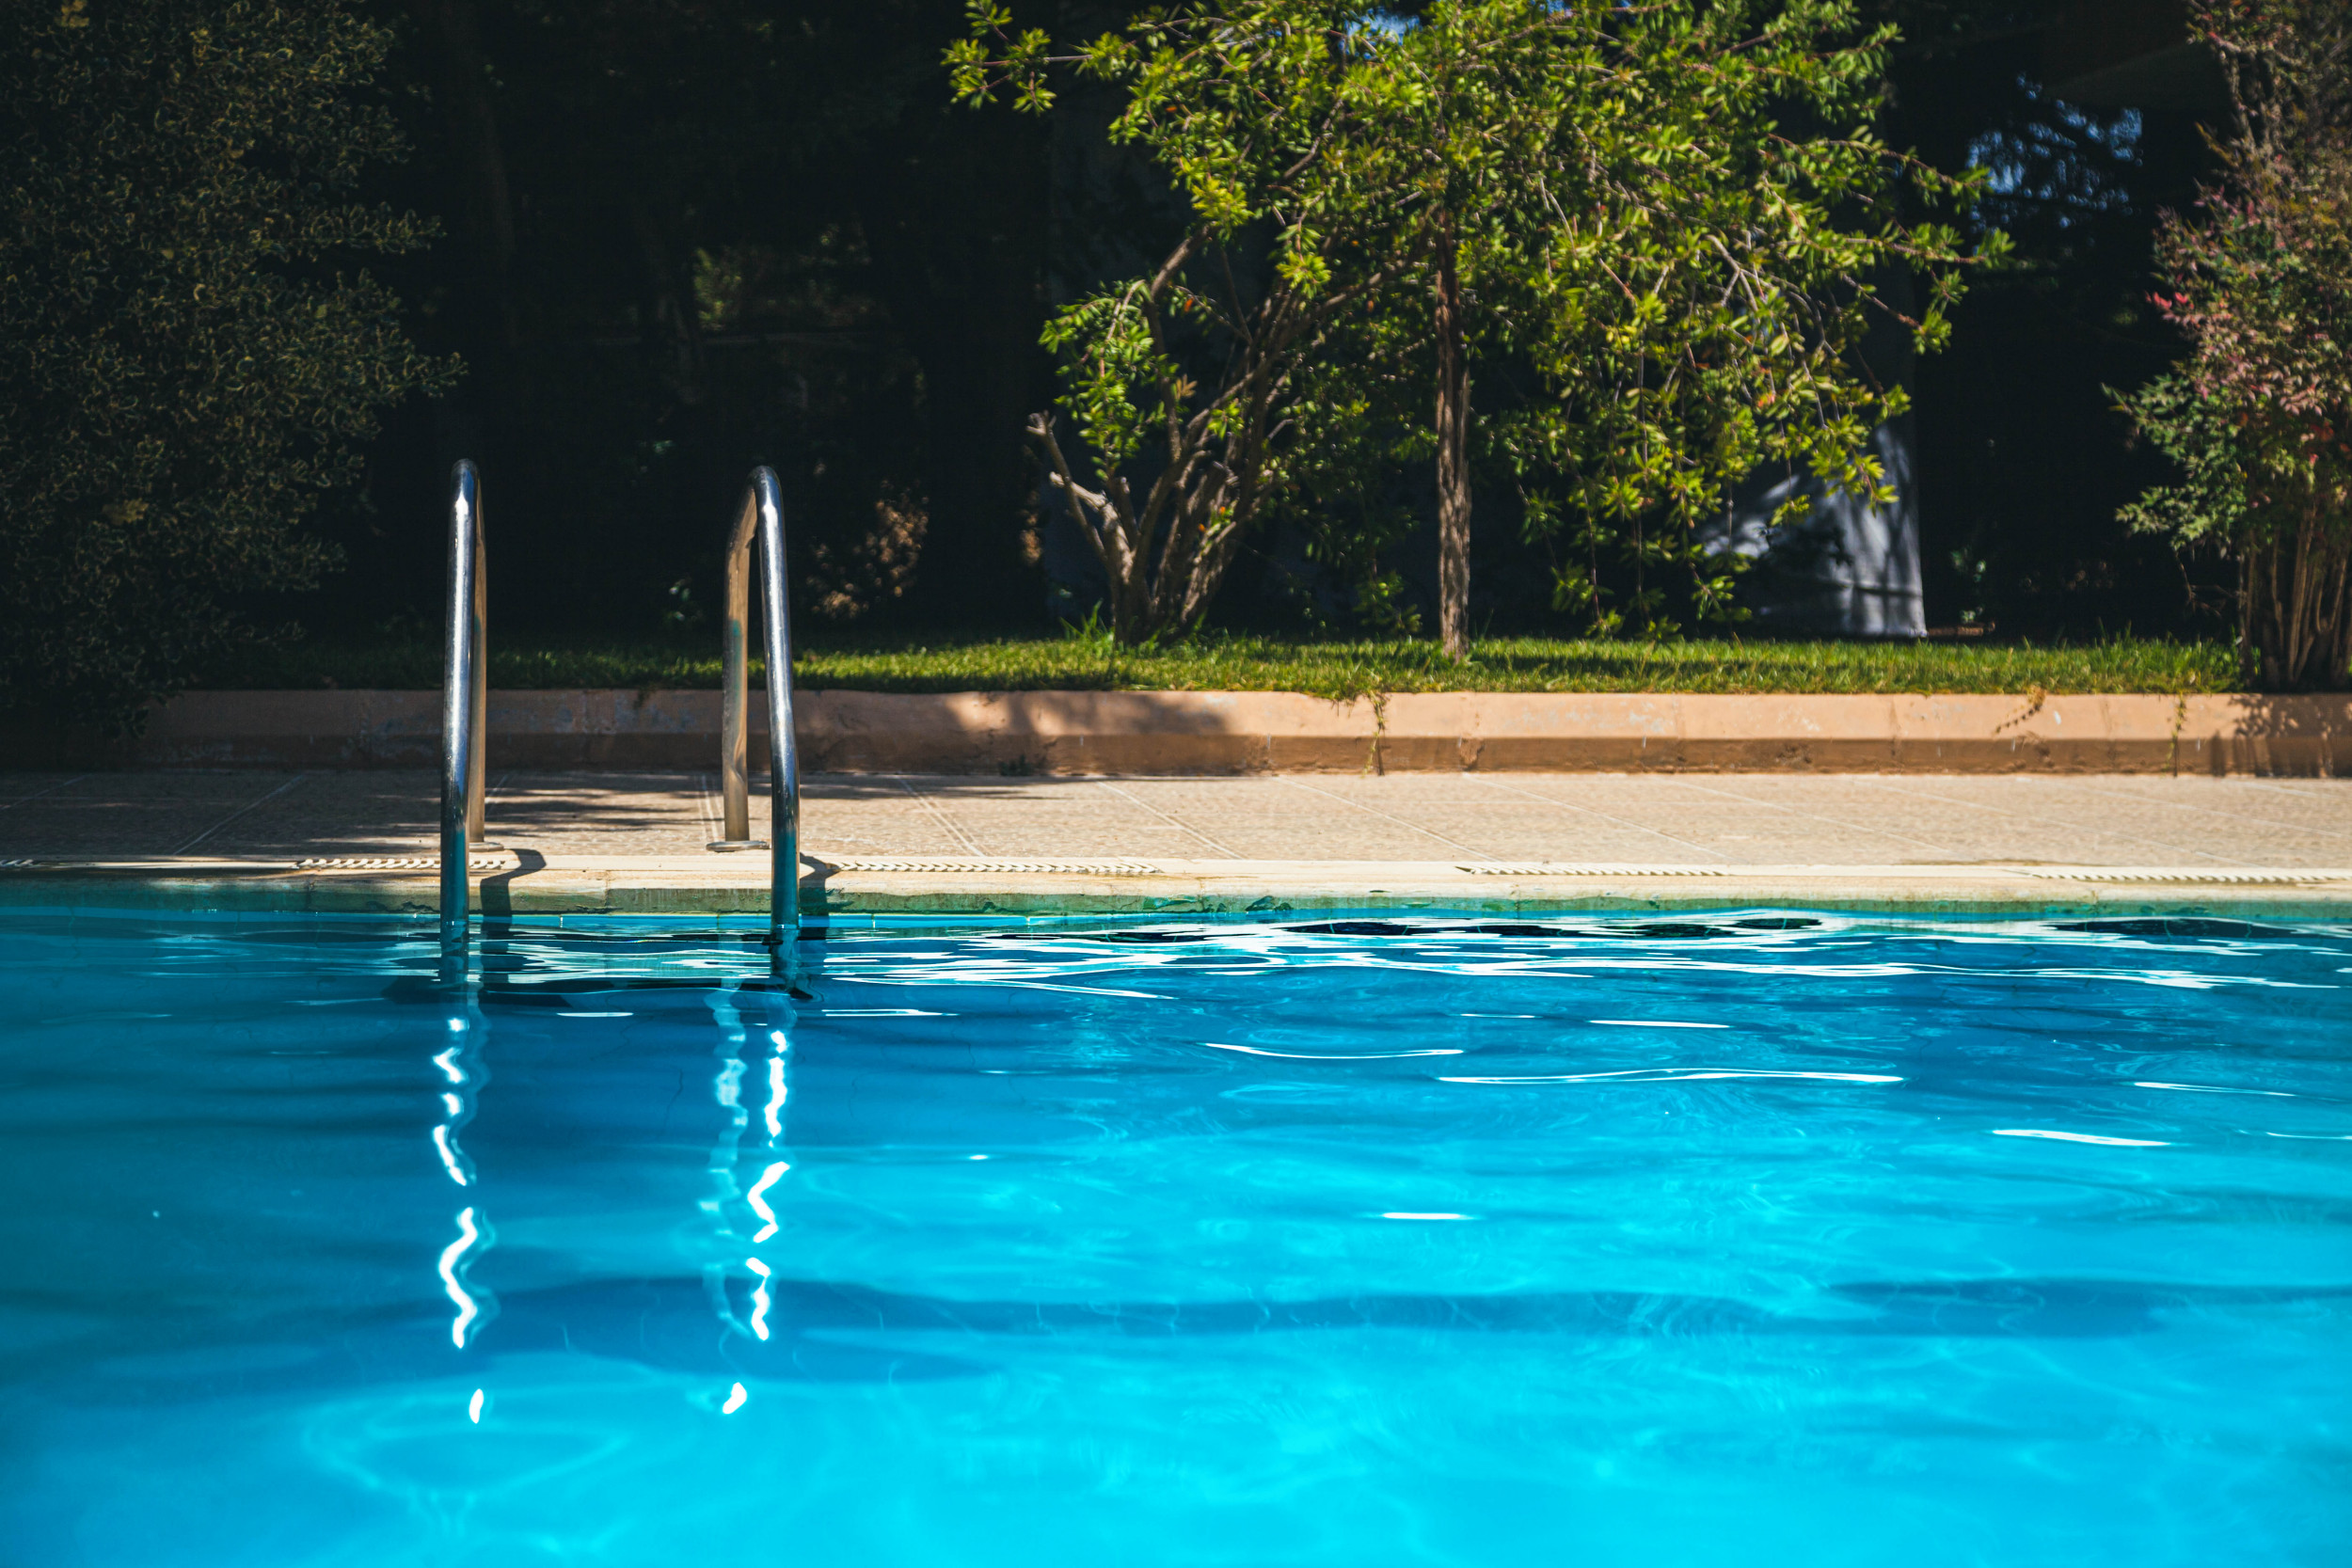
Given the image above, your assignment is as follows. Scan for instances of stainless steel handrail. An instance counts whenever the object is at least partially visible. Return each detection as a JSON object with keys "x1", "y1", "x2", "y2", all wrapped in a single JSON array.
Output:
[
  {"x1": 440, "y1": 460, "x2": 488, "y2": 941},
  {"x1": 715, "y1": 467, "x2": 800, "y2": 949}
]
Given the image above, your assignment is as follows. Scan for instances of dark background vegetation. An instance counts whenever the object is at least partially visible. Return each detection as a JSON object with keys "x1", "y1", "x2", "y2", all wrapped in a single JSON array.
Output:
[{"x1": 249, "y1": 2, "x2": 2230, "y2": 649}]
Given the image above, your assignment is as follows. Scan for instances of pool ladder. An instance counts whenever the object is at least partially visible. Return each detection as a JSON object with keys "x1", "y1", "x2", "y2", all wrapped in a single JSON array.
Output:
[
  {"x1": 440, "y1": 461, "x2": 487, "y2": 951},
  {"x1": 438, "y1": 463, "x2": 801, "y2": 956},
  {"x1": 712, "y1": 466, "x2": 802, "y2": 949}
]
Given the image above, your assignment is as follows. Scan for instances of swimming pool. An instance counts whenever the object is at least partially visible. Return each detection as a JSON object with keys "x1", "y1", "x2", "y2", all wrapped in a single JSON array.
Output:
[{"x1": 0, "y1": 911, "x2": 2345, "y2": 1566}]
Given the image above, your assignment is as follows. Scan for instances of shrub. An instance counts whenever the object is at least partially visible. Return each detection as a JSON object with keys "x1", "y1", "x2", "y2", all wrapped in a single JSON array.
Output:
[
  {"x1": 0, "y1": 0, "x2": 454, "y2": 730},
  {"x1": 2118, "y1": 0, "x2": 2352, "y2": 689}
]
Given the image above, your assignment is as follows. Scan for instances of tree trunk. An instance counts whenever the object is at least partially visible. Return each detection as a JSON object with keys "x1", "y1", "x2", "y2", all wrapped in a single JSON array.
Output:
[
  {"x1": 1434, "y1": 227, "x2": 1472, "y2": 660},
  {"x1": 2244, "y1": 509, "x2": 2352, "y2": 689}
]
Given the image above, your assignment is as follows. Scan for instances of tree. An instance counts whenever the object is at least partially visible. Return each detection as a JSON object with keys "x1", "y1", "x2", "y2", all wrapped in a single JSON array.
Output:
[
  {"x1": 0, "y1": 0, "x2": 453, "y2": 729},
  {"x1": 954, "y1": 1, "x2": 1430, "y2": 641},
  {"x1": 957, "y1": 1, "x2": 1994, "y2": 651},
  {"x1": 1369, "y1": 0, "x2": 1993, "y2": 652},
  {"x1": 2118, "y1": 0, "x2": 2352, "y2": 689}
]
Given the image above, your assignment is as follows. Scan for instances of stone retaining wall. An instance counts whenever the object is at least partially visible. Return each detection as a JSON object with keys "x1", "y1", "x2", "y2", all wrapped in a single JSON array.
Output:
[{"x1": 15, "y1": 689, "x2": 2341, "y2": 774}]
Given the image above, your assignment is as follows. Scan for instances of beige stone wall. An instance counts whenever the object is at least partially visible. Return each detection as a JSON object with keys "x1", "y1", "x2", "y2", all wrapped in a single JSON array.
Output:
[{"x1": 40, "y1": 688, "x2": 2340, "y2": 775}]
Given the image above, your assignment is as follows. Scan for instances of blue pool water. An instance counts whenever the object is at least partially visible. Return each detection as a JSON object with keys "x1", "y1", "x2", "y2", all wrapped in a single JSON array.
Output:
[{"x1": 0, "y1": 910, "x2": 2346, "y2": 1566}]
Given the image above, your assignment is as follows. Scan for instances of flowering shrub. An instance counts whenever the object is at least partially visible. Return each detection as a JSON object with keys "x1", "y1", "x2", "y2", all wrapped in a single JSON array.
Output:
[{"x1": 2119, "y1": 0, "x2": 2351, "y2": 689}]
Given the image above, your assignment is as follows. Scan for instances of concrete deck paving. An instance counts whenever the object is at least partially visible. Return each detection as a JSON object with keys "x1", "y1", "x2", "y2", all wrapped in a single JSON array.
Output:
[
  {"x1": 5, "y1": 769, "x2": 2350, "y2": 918},
  {"x1": 8, "y1": 768, "x2": 2352, "y2": 864}
]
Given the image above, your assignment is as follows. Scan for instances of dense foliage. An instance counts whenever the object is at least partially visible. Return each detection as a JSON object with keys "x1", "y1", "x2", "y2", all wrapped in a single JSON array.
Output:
[
  {"x1": 1370, "y1": 0, "x2": 1994, "y2": 651},
  {"x1": 357, "y1": 0, "x2": 2238, "y2": 654},
  {"x1": 2118, "y1": 0, "x2": 2350, "y2": 689},
  {"x1": 953, "y1": 2, "x2": 1430, "y2": 641},
  {"x1": 0, "y1": 0, "x2": 453, "y2": 727},
  {"x1": 956, "y1": 1, "x2": 1995, "y2": 649},
  {"x1": 0, "y1": 1, "x2": 2280, "y2": 705}
]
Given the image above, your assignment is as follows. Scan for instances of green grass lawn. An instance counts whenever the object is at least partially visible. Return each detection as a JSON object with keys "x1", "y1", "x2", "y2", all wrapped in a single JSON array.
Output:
[{"x1": 205, "y1": 630, "x2": 2242, "y2": 697}]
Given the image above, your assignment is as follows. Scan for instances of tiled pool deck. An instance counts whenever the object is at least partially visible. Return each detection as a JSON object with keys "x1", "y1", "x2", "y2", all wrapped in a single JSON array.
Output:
[{"x1": 5, "y1": 769, "x2": 2350, "y2": 917}]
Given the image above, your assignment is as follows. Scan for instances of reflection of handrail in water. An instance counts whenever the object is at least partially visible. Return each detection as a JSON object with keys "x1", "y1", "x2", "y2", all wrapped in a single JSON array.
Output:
[
  {"x1": 434, "y1": 1008, "x2": 495, "y2": 1353},
  {"x1": 699, "y1": 978, "x2": 755, "y2": 1342},
  {"x1": 429, "y1": 1022, "x2": 479, "y2": 1190},
  {"x1": 713, "y1": 467, "x2": 800, "y2": 958},
  {"x1": 440, "y1": 460, "x2": 488, "y2": 957},
  {"x1": 438, "y1": 1206, "x2": 485, "y2": 1348},
  {"x1": 703, "y1": 982, "x2": 798, "y2": 1373}
]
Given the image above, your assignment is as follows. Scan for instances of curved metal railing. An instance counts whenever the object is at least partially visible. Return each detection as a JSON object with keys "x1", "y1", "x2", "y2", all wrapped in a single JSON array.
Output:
[
  {"x1": 714, "y1": 467, "x2": 800, "y2": 950},
  {"x1": 441, "y1": 460, "x2": 488, "y2": 944}
]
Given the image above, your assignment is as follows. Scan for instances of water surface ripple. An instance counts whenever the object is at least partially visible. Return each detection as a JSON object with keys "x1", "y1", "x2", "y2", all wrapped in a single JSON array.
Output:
[{"x1": 0, "y1": 911, "x2": 2346, "y2": 1566}]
